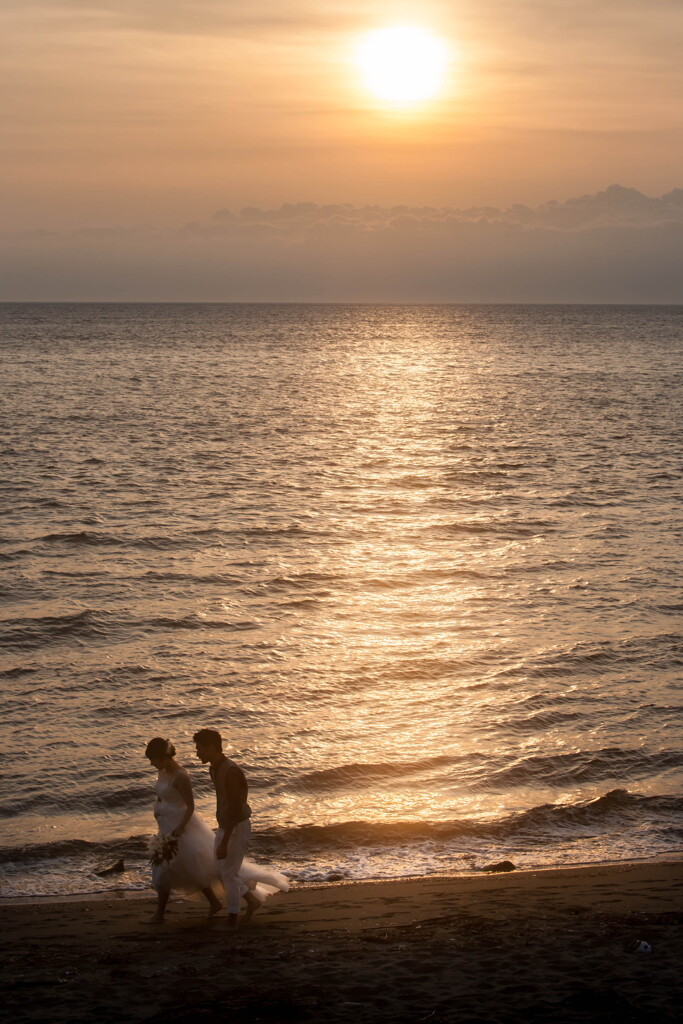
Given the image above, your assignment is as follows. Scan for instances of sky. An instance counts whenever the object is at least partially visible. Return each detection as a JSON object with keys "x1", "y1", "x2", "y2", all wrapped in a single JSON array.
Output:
[{"x1": 1, "y1": 0, "x2": 682, "y2": 300}]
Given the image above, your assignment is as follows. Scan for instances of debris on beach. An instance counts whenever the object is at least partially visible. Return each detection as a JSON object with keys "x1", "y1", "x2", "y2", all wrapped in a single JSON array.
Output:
[
  {"x1": 628, "y1": 939, "x2": 652, "y2": 953},
  {"x1": 480, "y1": 860, "x2": 516, "y2": 873},
  {"x1": 94, "y1": 858, "x2": 125, "y2": 876}
]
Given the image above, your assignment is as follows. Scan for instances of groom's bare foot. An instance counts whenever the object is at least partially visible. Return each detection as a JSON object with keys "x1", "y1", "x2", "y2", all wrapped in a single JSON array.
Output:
[{"x1": 243, "y1": 892, "x2": 261, "y2": 923}]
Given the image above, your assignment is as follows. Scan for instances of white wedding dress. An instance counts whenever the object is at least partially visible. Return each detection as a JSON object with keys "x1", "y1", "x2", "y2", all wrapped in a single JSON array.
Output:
[{"x1": 152, "y1": 767, "x2": 289, "y2": 902}]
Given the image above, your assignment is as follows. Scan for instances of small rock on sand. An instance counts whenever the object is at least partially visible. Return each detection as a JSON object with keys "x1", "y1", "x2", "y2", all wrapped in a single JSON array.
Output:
[
  {"x1": 94, "y1": 859, "x2": 125, "y2": 877},
  {"x1": 480, "y1": 860, "x2": 516, "y2": 873}
]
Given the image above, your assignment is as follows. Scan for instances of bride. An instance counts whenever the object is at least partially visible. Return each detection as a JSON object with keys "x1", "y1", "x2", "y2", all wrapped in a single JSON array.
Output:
[{"x1": 145, "y1": 737, "x2": 288, "y2": 923}]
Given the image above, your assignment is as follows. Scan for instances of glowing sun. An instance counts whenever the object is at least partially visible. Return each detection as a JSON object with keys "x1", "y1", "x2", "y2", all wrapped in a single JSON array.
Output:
[{"x1": 356, "y1": 26, "x2": 449, "y2": 105}]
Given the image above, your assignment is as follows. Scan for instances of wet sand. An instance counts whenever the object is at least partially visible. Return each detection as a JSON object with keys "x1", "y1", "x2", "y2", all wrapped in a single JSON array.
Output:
[{"x1": 2, "y1": 860, "x2": 682, "y2": 1023}]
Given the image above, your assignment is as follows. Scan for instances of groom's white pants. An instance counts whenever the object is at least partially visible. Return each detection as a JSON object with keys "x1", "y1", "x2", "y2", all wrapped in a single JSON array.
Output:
[{"x1": 215, "y1": 820, "x2": 250, "y2": 914}]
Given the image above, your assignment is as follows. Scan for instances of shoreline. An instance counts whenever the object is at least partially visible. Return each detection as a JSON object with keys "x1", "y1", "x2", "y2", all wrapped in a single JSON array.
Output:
[
  {"x1": 4, "y1": 850, "x2": 683, "y2": 907},
  {"x1": 3, "y1": 859, "x2": 682, "y2": 1022}
]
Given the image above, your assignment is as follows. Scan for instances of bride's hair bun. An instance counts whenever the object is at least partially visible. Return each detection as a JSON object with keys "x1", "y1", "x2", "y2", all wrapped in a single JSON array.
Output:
[{"x1": 145, "y1": 737, "x2": 176, "y2": 760}]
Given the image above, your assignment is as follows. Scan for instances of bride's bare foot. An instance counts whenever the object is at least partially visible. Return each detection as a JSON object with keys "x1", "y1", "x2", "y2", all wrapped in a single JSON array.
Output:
[
  {"x1": 142, "y1": 913, "x2": 165, "y2": 924},
  {"x1": 200, "y1": 886, "x2": 222, "y2": 918}
]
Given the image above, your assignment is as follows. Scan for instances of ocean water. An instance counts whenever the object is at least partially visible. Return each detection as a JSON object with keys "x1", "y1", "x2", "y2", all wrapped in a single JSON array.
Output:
[{"x1": 0, "y1": 303, "x2": 682, "y2": 898}]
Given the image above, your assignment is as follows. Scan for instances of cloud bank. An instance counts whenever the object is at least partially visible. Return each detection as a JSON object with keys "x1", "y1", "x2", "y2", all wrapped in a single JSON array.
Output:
[{"x1": 2, "y1": 186, "x2": 682, "y2": 302}]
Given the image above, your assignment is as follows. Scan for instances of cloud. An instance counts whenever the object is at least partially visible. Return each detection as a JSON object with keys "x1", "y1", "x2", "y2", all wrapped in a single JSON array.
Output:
[
  {"x1": 2, "y1": 186, "x2": 682, "y2": 302},
  {"x1": 209, "y1": 185, "x2": 683, "y2": 233}
]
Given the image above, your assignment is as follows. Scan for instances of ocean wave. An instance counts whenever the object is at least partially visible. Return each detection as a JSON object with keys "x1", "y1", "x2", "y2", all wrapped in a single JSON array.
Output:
[
  {"x1": 266, "y1": 572, "x2": 342, "y2": 590},
  {"x1": 0, "y1": 785, "x2": 154, "y2": 819},
  {"x1": 288, "y1": 754, "x2": 469, "y2": 792},
  {"x1": 147, "y1": 614, "x2": 260, "y2": 632},
  {"x1": 254, "y1": 792, "x2": 683, "y2": 867},
  {"x1": 35, "y1": 529, "x2": 242, "y2": 551},
  {"x1": 0, "y1": 550, "x2": 31, "y2": 562},
  {"x1": 281, "y1": 745, "x2": 683, "y2": 797},
  {"x1": 497, "y1": 632, "x2": 683, "y2": 678},
  {"x1": 9, "y1": 737, "x2": 678, "y2": 825},
  {"x1": 0, "y1": 609, "x2": 111, "y2": 650},
  {"x1": 0, "y1": 607, "x2": 262, "y2": 651},
  {"x1": 141, "y1": 570, "x2": 242, "y2": 585},
  {"x1": 478, "y1": 747, "x2": 683, "y2": 790},
  {"x1": 243, "y1": 525, "x2": 335, "y2": 539},
  {"x1": 254, "y1": 790, "x2": 683, "y2": 857},
  {"x1": 0, "y1": 834, "x2": 149, "y2": 867},
  {"x1": 355, "y1": 567, "x2": 493, "y2": 590},
  {"x1": 424, "y1": 519, "x2": 552, "y2": 539},
  {"x1": 499, "y1": 709, "x2": 583, "y2": 733},
  {"x1": 442, "y1": 470, "x2": 516, "y2": 484},
  {"x1": 0, "y1": 666, "x2": 38, "y2": 679},
  {"x1": 39, "y1": 530, "x2": 124, "y2": 547}
]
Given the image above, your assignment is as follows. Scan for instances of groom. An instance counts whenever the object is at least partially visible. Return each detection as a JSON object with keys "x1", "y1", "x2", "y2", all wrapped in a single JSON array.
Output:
[{"x1": 193, "y1": 728, "x2": 259, "y2": 928}]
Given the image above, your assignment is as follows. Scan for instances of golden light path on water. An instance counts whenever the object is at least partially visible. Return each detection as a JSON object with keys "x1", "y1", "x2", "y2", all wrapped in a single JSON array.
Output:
[{"x1": 221, "y1": 330, "x2": 579, "y2": 835}]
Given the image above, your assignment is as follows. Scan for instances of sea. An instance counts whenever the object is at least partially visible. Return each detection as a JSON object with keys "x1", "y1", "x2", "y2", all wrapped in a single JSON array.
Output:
[{"x1": 1, "y1": 303, "x2": 682, "y2": 899}]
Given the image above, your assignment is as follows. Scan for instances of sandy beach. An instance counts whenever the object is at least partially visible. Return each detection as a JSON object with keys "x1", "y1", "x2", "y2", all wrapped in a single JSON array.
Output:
[{"x1": 2, "y1": 859, "x2": 682, "y2": 1023}]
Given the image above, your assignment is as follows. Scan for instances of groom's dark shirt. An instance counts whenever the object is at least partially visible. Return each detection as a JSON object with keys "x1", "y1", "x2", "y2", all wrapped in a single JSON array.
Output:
[{"x1": 210, "y1": 755, "x2": 251, "y2": 832}]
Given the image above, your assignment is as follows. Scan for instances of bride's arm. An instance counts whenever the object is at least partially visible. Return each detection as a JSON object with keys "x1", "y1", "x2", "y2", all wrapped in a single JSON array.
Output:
[{"x1": 170, "y1": 772, "x2": 195, "y2": 837}]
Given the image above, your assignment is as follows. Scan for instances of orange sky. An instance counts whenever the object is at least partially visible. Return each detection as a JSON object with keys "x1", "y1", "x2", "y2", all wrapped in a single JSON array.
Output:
[{"x1": 2, "y1": 0, "x2": 682, "y2": 231}]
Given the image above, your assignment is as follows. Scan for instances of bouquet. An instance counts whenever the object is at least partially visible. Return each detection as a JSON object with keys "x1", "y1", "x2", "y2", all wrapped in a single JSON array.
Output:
[{"x1": 148, "y1": 833, "x2": 179, "y2": 867}]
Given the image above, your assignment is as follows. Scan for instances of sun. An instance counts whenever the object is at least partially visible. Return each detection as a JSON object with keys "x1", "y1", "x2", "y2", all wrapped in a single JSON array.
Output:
[{"x1": 356, "y1": 26, "x2": 449, "y2": 105}]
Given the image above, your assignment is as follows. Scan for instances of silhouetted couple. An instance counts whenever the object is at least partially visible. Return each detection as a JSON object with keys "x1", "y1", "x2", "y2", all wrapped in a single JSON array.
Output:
[{"x1": 145, "y1": 728, "x2": 287, "y2": 926}]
